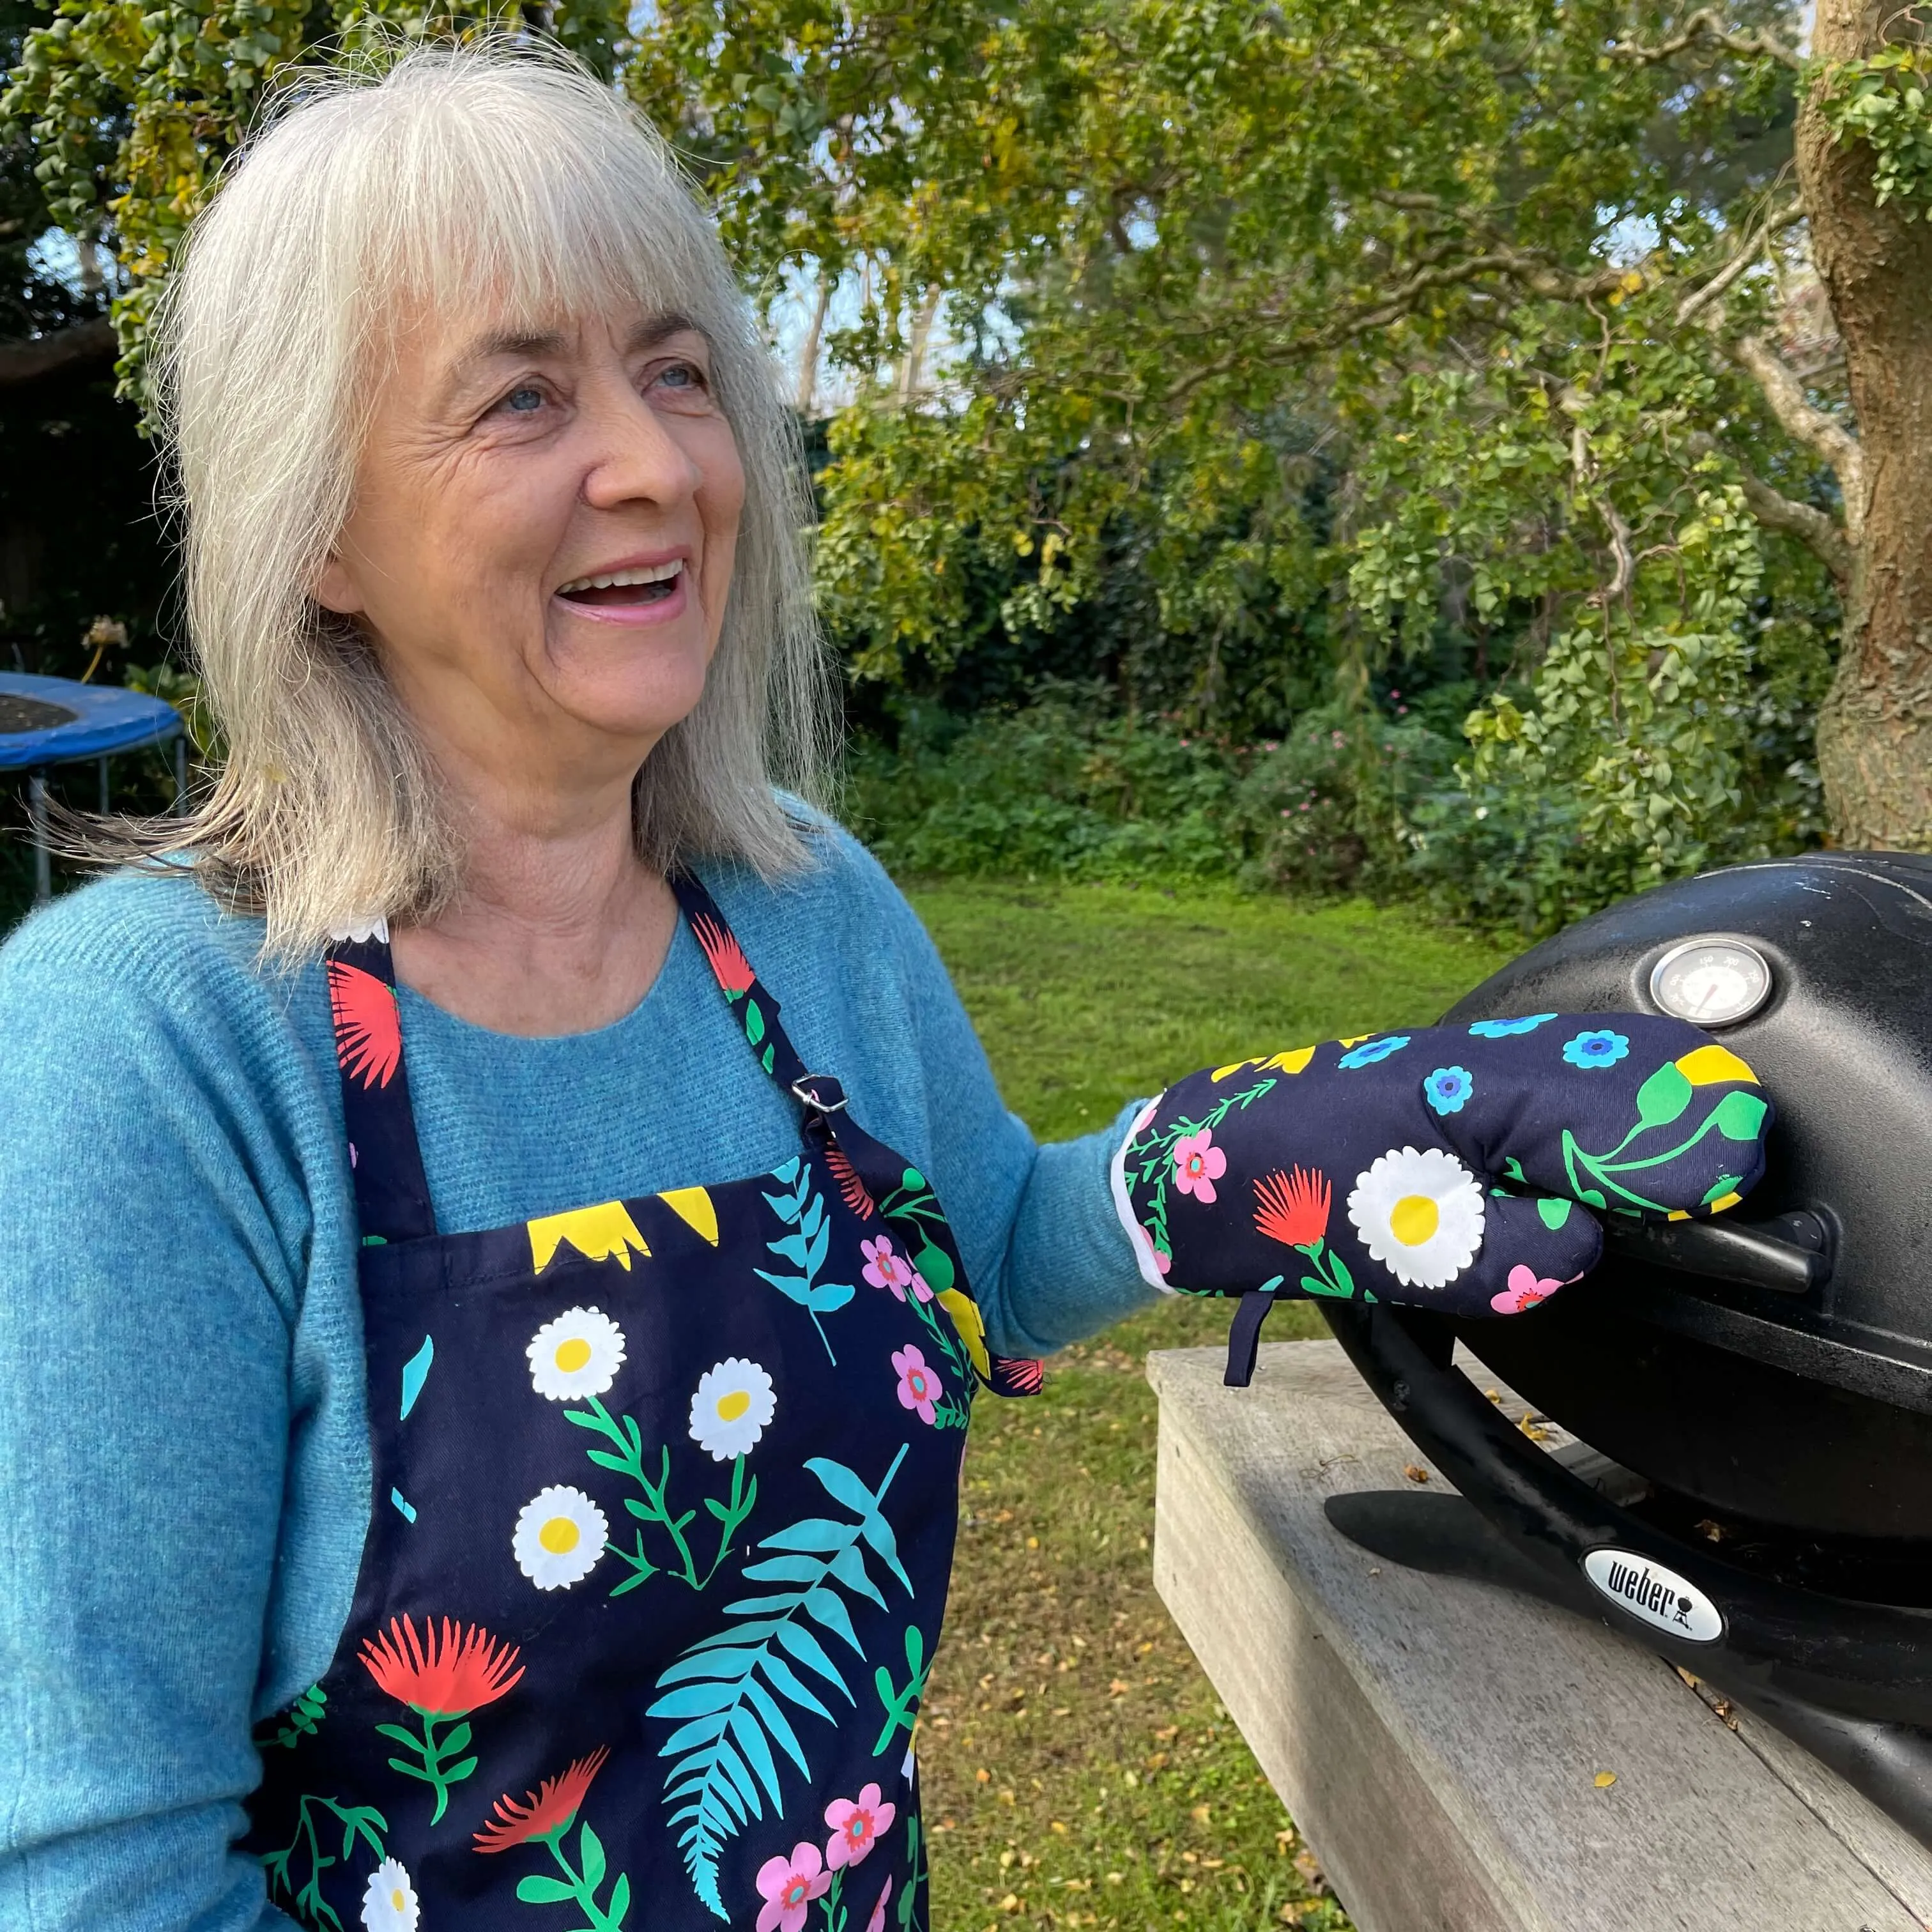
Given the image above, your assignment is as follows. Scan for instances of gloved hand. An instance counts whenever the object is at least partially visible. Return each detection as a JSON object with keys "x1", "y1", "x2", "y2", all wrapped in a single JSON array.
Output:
[{"x1": 1112, "y1": 1012, "x2": 1771, "y2": 1324}]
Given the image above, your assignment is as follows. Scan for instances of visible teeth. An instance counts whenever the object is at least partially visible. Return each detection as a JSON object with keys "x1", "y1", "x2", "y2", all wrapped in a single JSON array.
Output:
[{"x1": 557, "y1": 559, "x2": 684, "y2": 595}]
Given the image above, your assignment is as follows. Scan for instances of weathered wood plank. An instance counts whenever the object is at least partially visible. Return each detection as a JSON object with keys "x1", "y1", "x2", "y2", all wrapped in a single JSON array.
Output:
[{"x1": 1149, "y1": 1339, "x2": 1932, "y2": 1932}]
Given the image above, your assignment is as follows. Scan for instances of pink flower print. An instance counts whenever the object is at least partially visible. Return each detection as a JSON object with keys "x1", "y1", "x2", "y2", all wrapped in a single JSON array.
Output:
[
  {"x1": 1151, "y1": 1241, "x2": 1172, "y2": 1276},
  {"x1": 1492, "y1": 1264, "x2": 1563, "y2": 1315},
  {"x1": 862, "y1": 1234, "x2": 915, "y2": 1300},
  {"x1": 908, "y1": 1269, "x2": 935, "y2": 1304},
  {"x1": 866, "y1": 1878, "x2": 893, "y2": 1932},
  {"x1": 824, "y1": 1782, "x2": 897, "y2": 1871},
  {"x1": 893, "y1": 1344, "x2": 942, "y2": 1425},
  {"x1": 756, "y1": 1841, "x2": 831, "y2": 1932},
  {"x1": 1172, "y1": 1128, "x2": 1227, "y2": 1204}
]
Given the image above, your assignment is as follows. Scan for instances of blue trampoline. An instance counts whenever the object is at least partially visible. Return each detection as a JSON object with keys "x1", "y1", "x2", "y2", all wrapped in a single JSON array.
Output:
[{"x1": 0, "y1": 671, "x2": 187, "y2": 902}]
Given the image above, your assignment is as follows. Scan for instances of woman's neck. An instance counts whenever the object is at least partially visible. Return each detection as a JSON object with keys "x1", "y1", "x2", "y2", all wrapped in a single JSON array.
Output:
[{"x1": 389, "y1": 779, "x2": 678, "y2": 1038}]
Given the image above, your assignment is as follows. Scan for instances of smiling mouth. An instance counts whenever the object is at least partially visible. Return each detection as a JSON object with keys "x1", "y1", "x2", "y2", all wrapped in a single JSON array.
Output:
[{"x1": 555, "y1": 559, "x2": 684, "y2": 608}]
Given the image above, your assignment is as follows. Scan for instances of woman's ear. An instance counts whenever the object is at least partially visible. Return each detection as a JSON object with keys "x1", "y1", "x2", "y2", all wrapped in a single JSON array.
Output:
[{"x1": 314, "y1": 553, "x2": 367, "y2": 617}]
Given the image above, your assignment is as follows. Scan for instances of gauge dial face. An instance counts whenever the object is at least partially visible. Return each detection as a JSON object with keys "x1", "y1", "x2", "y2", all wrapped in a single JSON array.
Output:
[{"x1": 1648, "y1": 940, "x2": 1772, "y2": 1027}]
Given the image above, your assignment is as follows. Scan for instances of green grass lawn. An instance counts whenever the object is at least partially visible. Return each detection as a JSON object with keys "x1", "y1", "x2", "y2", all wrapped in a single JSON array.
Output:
[{"x1": 908, "y1": 882, "x2": 1507, "y2": 1931}]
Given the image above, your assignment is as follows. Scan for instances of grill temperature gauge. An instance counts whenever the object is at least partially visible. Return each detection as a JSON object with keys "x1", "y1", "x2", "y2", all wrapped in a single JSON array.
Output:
[{"x1": 1648, "y1": 939, "x2": 1773, "y2": 1027}]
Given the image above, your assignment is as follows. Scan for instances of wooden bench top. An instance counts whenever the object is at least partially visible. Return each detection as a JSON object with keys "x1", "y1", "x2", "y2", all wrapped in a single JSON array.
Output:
[{"x1": 1148, "y1": 1338, "x2": 1932, "y2": 1932}]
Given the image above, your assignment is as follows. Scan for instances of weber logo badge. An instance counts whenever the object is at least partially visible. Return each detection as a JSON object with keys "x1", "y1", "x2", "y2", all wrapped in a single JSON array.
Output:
[{"x1": 1582, "y1": 1549, "x2": 1724, "y2": 1643}]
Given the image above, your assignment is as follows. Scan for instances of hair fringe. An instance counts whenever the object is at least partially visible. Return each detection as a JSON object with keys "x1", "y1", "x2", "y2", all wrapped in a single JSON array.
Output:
[{"x1": 80, "y1": 34, "x2": 838, "y2": 962}]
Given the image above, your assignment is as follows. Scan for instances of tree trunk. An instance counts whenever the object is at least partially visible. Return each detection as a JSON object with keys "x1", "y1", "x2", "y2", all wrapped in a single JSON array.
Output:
[{"x1": 1804, "y1": 0, "x2": 1932, "y2": 846}]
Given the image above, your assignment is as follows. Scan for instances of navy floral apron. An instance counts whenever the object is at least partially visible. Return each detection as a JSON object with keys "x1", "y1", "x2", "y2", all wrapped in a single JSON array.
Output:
[{"x1": 245, "y1": 871, "x2": 1041, "y2": 1932}]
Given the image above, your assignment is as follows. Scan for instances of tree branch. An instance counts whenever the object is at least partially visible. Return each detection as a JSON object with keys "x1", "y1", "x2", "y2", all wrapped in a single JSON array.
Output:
[
  {"x1": 0, "y1": 316, "x2": 117, "y2": 387},
  {"x1": 1736, "y1": 468, "x2": 1856, "y2": 585},
  {"x1": 1605, "y1": 8, "x2": 1805, "y2": 72},
  {"x1": 1675, "y1": 193, "x2": 1807, "y2": 327},
  {"x1": 1729, "y1": 331, "x2": 1866, "y2": 540},
  {"x1": 1165, "y1": 246, "x2": 1632, "y2": 406}
]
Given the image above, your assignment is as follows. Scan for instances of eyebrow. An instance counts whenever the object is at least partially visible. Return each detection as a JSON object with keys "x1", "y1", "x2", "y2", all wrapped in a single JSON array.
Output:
[{"x1": 453, "y1": 310, "x2": 704, "y2": 378}]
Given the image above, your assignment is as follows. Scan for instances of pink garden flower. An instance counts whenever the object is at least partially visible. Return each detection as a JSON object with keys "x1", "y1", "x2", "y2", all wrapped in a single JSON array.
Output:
[
  {"x1": 824, "y1": 1782, "x2": 896, "y2": 1871},
  {"x1": 1492, "y1": 1264, "x2": 1563, "y2": 1315},
  {"x1": 862, "y1": 1234, "x2": 916, "y2": 1300},
  {"x1": 866, "y1": 1878, "x2": 893, "y2": 1932},
  {"x1": 892, "y1": 1344, "x2": 942, "y2": 1425},
  {"x1": 756, "y1": 1841, "x2": 831, "y2": 1932},
  {"x1": 1172, "y1": 1128, "x2": 1227, "y2": 1204}
]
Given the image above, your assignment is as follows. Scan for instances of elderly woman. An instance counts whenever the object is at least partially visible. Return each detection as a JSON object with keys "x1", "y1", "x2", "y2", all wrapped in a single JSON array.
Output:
[{"x1": 0, "y1": 42, "x2": 1772, "y2": 1932}]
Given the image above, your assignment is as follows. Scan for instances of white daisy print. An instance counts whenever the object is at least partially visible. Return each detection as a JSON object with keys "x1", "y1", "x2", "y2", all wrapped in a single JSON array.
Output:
[
  {"x1": 526, "y1": 1306, "x2": 626, "y2": 1402},
  {"x1": 1347, "y1": 1145, "x2": 1485, "y2": 1290},
  {"x1": 513, "y1": 1485, "x2": 608, "y2": 1591},
  {"x1": 361, "y1": 1857, "x2": 419, "y2": 1932},
  {"x1": 688, "y1": 1358, "x2": 776, "y2": 1461}
]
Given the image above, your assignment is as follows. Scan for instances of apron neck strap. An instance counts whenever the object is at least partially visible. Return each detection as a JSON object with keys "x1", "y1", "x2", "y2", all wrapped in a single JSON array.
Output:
[{"x1": 325, "y1": 930, "x2": 438, "y2": 1246}]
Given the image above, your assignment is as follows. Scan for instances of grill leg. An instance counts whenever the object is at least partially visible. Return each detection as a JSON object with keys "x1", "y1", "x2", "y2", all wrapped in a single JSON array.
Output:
[{"x1": 28, "y1": 770, "x2": 50, "y2": 904}]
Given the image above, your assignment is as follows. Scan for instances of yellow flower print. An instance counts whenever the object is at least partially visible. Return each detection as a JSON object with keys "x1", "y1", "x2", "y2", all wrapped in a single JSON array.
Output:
[
  {"x1": 528, "y1": 1202, "x2": 651, "y2": 1274},
  {"x1": 936, "y1": 1289, "x2": 991, "y2": 1381},
  {"x1": 1211, "y1": 1044, "x2": 1318, "y2": 1082},
  {"x1": 661, "y1": 1186, "x2": 720, "y2": 1246},
  {"x1": 1674, "y1": 1043, "x2": 1759, "y2": 1087}
]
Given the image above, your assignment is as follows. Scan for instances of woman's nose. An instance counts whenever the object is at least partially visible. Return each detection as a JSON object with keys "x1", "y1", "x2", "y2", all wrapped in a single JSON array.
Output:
[{"x1": 579, "y1": 382, "x2": 703, "y2": 512}]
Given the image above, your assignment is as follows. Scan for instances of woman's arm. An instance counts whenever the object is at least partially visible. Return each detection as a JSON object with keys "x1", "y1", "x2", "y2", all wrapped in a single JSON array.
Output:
[
  {"x1": 0, "y1": 885, "x2": 316, "y2": 1931},
  {"x1": 790, "y1": 825, "x2": 1156, "y2": 1361}
]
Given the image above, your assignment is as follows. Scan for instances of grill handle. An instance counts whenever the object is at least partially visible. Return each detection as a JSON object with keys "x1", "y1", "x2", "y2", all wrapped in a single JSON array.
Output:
[{"x1": 1600, "y1": 1209, "x2": 1830, "y2": 1296}]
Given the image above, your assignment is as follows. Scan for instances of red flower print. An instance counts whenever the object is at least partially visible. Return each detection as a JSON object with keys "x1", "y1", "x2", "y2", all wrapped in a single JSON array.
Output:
[
  {"x1": 358, "y1": 1614, "x2": 523, "y2": 1718},
  {"x1": 1492, "y1": 1264, "x2": 1567, "y2": 1315},
  {"x1": 865, "y1": 1877, "x2": 892, "y2": 1932},
  {"x1": 328, "y1": 960, "x2": 402, "y2": 1089},
  {"x1": 824, "y1": 1782, "x2": 896, "y2": 1871},
  {"x1": 998, "y1": 1356, "x2": 1045, "y2": 1395},
  {"x1": 827, "y1": 1146, "x2": 877, "y2": 1219},
  {"x1": 893, "y1": 1344, "x2": 942, "y2": 1425},
  {"x1": 691, "y1": 914, "x2": 756, "y2": 995},
  {"x1": 756, "y1": 1841, "x2": 832, "y2": 1932},
  {"x1": 862, "y1": 1234, "x2": 915, "y2": 1300},
  {"x1": 1255, "y1": 1167, "x2": 1331, "y2": 1249},
  {"x1": 1172, "y1": 1127, "x2": 1226, "y2": 1203},
  {"x1": 473, "y1": 1747, "x2": 611, "y2": 1853}
]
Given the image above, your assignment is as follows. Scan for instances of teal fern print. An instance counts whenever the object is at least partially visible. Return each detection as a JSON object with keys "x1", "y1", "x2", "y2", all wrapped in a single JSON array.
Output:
[
  {"x1": 758, "y1": 1158, "x2": 857, "y2": 1362},
  {"x1": 646, "y1": 1446, "x2": 916, "y2": 1919}
]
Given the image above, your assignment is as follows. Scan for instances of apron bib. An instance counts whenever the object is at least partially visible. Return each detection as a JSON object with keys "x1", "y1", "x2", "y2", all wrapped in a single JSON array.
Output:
[{"x1": 245, "y1": 872, "x2": 1040, "y2": 1932}]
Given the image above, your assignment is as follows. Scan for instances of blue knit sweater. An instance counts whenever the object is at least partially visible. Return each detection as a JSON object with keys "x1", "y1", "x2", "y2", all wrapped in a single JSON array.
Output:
[{"x1": 0, "y1": 815, "x2": 1154, "y2": 1930}]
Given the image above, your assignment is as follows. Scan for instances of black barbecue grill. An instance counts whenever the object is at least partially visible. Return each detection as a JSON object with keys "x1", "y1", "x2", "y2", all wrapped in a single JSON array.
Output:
[{"x1": 1318, "y1": 851, "x2": 1932, "y2": 1844}]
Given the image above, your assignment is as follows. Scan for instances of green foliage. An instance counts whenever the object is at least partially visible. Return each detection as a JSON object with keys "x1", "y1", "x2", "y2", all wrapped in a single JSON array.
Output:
[
  {"x1": 1817, "y1": 44, "x2": 1932, "y2": 217},
  {"x1": 844, "y1": 695, "x2": 1241, "y2": 885}
]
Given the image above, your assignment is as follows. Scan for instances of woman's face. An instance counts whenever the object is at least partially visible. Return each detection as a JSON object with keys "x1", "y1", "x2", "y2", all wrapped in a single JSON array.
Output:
[{"x1": 316, "y1": 298, "x2": 746, "y2": 810}]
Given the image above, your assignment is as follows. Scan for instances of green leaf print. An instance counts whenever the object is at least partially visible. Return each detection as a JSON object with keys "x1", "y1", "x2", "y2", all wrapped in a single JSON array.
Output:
[
  {"x1": 872, "y1": 1625, "x2": 931, "y2": 1755},
  {"x1": 509, "y1": 1820, "x2": 632, "y2": 1929},
  {"x1": 647, "y1": 1448, "x2": 916, "y2": 1920},
  {"x1": 263, "y1": 1683, "x2": 327, "y2": 1751},
  {"x1": 260, "y1": 1795, "x2": 387, "y2": 1932}
]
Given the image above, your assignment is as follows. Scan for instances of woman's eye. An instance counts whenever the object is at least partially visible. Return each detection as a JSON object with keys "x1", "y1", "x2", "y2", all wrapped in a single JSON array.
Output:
[
  {"x1": 500, "y1": 385, "x2": 546, "y2": 415},
  {"x1": 650, "y1": 360, "x2": 712, "y2": 404}
]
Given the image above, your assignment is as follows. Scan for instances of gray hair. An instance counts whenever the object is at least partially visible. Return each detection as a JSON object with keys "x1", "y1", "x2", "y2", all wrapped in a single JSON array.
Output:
[{"x1": 135, "y1": 36, "x2": 832, "y2": 960}]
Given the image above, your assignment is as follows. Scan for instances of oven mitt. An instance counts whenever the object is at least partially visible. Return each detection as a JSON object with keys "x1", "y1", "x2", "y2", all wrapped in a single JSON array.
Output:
[{"x1": 1112, "y1": 1013, "x2": 1770, "y2": 1372}]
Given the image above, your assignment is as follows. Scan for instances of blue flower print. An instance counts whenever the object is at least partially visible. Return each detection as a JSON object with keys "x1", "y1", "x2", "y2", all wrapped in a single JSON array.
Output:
[
  {"x1": 1468, "y1": 1013, "x2": 1557, "y2": 1038},
  {"x1": 1562, "y1": 1028, "x2": 1630, "y2": 1070},
  {"x1": 1338, "y1": 1034, "x2": 1411, "y2": 1070},
  {"x1": 1425, "y1": 1066, "x2": 1475, "y2": 1115}
]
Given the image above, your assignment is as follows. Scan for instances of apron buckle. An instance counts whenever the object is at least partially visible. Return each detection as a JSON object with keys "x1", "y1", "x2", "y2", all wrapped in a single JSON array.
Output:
[{"x1": 792, "y1": 1073, "x2": 849, "y2": 1114}]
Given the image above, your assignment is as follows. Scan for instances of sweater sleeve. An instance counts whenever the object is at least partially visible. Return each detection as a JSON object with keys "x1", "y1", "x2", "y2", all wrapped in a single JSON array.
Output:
[
  {"x1": 0, "y1": 891, "x2": 306, "y2": 1932},
  {"x1": 806, "y1": 826, "x2": 1160, "y2": 1359}
]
